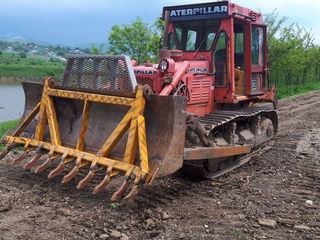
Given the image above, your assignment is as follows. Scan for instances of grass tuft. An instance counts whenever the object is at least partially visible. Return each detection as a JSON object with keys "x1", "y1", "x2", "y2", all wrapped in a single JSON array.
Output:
[
  {"x1": 276, "y1": 82, "x2": 320, "y2": 99},
  {"x1": 0, "y1": 119, "x2": 19, "y2": 150}
]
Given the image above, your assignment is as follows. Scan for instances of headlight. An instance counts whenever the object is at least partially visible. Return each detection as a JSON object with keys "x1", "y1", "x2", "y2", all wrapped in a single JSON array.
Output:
[{"x1": 159, "y1": 59, "x2": 169, "y2": 72}]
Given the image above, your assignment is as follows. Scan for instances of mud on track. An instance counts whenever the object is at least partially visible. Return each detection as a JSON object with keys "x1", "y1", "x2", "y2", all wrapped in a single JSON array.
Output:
[{"x1": 1, "y1": 91, "x2": 320, "y2": 240}]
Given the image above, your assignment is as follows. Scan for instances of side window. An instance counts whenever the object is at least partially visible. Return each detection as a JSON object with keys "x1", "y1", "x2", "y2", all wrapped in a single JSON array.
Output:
[
  {"x1": 186, "y1": 30, "x2": 197, "y2": 51},
  {"x1": 206, "y1": 32, "x2": 216, "y2": 50},
  {"x1": 213, "y1": 32, "x2": 227, "y2": 87},
  {"x1": 235, "y1": 32, "x2": 244, "y2": 54},
  {"x1": 251, "y1": 25, "x2": 264, "y2": 65},
  {"x1": 168, "y1": 33, "x2": 177, "y2": 50}
]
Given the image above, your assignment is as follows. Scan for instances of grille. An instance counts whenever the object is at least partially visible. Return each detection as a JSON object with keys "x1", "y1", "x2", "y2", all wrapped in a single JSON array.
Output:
[
  {"x1": 136, "y1": 76, "x2": 154, "y2": 89},
  {"x1": 62, "y1": 55, "x2": 137, "y2": 93}
]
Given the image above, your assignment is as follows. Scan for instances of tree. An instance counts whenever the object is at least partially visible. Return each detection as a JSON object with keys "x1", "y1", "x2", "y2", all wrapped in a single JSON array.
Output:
[
  {"x1": 263, "y1": 10, "x2": 320, "y2": 87},
  {"x1": 91, "y1": 43, "x2": 105, "y2": 55},
  {"x1": 18, "y1": 52, "x2": 27, "y2": 58},
  {"x1": 107, "y1": 17, "x2": 163, "y2": 64}
]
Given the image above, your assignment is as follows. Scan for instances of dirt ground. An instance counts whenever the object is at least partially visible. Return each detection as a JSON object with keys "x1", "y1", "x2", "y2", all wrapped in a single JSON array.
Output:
[{"x1": 1, "y1": 91, "x2": 320, "y2": 240}]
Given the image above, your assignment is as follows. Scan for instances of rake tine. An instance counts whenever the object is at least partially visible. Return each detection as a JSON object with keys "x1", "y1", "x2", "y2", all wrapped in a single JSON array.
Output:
[
  {"x1": 123, "y1": 184, "x2": 141, "y2": 201},
  {"x1": 61, "y1": 154, "x2": 83, "y2": 183},
  {"x1": 48, "y1": 151, "x2": 69, "y2": 179},
  {"x1": 0, "y1": 147, "x2": 10, "y2": 160},
  {"x1": 11, "y1": 151, "x2": 29, "y2": 165},
  {"x1": 92, "y1": 164, "x2": 115, "y2": 194},
  {"x1": 34, "y1": 148, "x2": 56, "y2": 173},
  {"x1": 77, "y1": 157, "x2": 101, "y2": 189},
  {"x1": 34, "y1": 156, "x2": 52, "y2": 173},
  {"x1": 61, "y1": 166, "x2": 79, "y2": 183},
  {"x1": 111, "y1": 177, "x2": 134, "y2": 201},
  {"x1": 48, "y1": 161, "x2": 64, "y2": 179},
  {"x1": 93, "y1": 174, "x2": 111, "y2": 194},
  {"x1": 11, "y1": 141, "x2": 32, "y2": 165},
  {"x1": 23, "y1": 144, "x2": 43, "y2": 169},
  {"x1": 76, "y1": 171, "x2": 95, "y2": 189}
]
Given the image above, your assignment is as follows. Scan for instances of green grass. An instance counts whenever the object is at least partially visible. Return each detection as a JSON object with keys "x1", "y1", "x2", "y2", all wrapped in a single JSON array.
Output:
[
  {"x1": 0, "y1": 119, "x2": 19, "y2": 150},
  {"x1": 0, "y1": 65, "x2": 64, "y2": 79},
  {"x1": 276, "y1": 82, "x2": 320, "y2": 99}
]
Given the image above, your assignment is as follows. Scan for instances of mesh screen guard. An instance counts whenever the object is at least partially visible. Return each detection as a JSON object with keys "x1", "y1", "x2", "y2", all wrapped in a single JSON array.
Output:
[{"x1": 62, "y1": 55, "x2": 137, "y2": 93}]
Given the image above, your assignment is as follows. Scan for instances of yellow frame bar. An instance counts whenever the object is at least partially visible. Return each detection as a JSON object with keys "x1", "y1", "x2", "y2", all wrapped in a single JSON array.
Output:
[{"x1": 5, "y1": 78, "x2": 151, "y2": 182}]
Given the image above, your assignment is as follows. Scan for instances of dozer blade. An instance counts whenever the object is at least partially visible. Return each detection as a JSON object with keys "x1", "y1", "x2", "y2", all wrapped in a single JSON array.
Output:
[{"x1": 1, "y1": 56, "x2": 186, "y2": 201}]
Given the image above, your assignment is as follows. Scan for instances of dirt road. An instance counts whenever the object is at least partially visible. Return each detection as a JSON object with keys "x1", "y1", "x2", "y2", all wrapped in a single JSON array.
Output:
[{"x1": 1, "y1": 91, "x2": 320, "y2": 240}]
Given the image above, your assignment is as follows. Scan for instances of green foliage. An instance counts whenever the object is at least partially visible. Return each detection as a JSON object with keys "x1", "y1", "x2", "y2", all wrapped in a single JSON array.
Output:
[
  {"x1": 0, "y1": 52, "x2": 64, "y2": 67},
  {"x1": 0, "y1": 52, "x2": 64, "y2": 79},
  {"x1": 264, "y1": 11, "x2": 320, "y2": 89},
  {"x1": 0, "y1": 119, "x2": 19, "y2": 150},
  {"x1": 0, "y1": 65, "x2": 64, "y2": 79},
  {"x1": 91, "y1": 43, "x2": 106, "y2": 55},
  {"x1": 0, "y1": 40, "x2": 84, "y2": 58},
  {"x1": 18, "y1": 52, "x2": 27, "y2": 58},
  {"x1": 277, "y1": 82, "x2": 320, "y2": 99},
  {"x1": 110, "y1": 202, "x2": 120, "y2": 209},
  {"x1": 107, "y1": 17, "x2": 163, "y2": 64}
]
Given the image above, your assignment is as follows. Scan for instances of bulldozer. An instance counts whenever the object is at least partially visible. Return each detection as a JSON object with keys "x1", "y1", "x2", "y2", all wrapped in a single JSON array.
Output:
[{"x1": 0, "y1": 1, "x2": 278, "y2": 201}]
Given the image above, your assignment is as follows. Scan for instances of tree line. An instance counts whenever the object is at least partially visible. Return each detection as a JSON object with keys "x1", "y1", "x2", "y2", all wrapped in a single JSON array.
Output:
[{"x1": 264, "y1": 11, "x2": 320, "y2": 88}]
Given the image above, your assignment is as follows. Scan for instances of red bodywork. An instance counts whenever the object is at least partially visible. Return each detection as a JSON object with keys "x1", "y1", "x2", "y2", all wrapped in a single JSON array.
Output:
[{"x1": 133, "y1": 1, "x2": 276, "y2": 116}]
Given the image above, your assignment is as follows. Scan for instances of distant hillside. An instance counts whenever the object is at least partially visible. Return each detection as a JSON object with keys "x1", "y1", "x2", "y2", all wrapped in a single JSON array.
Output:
[
  {"x1": 0, "y1": 34, "x2": 51, "y2": 46},
  {"x1": 0, "y1": 34, "x2": 107, "y2": 53},
  {"x1": 0, "y1": 40, "x2": 91, "y2": 61}
]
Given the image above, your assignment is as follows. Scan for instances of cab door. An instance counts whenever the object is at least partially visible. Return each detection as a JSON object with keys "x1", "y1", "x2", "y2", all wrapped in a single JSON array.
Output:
[{"x1": 250, "y1": 25, "x2": 267, "y2": 95}]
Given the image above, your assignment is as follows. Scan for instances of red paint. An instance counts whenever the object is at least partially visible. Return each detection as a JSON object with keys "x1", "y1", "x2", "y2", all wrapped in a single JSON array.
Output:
[{"x1": 133, "y1": 1, "x2": 276, "y2": 116}]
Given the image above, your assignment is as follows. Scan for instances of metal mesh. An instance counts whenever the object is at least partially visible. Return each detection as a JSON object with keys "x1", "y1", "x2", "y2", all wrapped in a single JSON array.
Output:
[
  {"x1": 136, "y1": 76, "x2": 154, "y2": 90},
  {"x1": 62, "y1": 55, "x2": 137, "y2": 93}
]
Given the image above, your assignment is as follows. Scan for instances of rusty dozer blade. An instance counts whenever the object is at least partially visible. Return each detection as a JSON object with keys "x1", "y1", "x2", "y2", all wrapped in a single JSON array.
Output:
[{"x1": 1, "y1": 55, "x2": 186, "y2": 201}]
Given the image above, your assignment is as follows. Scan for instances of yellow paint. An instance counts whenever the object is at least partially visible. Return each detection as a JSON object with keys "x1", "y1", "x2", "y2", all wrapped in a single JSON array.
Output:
[{"x1": 5, "y1": 78, "x2": 152, "y2": 189}]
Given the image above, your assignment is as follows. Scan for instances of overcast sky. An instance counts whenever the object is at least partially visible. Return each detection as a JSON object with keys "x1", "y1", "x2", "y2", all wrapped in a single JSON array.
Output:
[{"x1": 1, "y1": 0, "x2": 319, "y2": 46}]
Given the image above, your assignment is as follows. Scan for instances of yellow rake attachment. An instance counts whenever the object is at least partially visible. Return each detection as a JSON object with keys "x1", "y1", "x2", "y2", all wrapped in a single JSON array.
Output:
[{"x1": 1, "y1": 78, "x2": 157, "y2": 201}]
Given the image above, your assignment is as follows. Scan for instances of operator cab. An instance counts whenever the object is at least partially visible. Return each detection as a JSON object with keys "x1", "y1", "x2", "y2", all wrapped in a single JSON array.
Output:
[{"x1": 162, "y1": 1, "x2": 270, "y2": 104}]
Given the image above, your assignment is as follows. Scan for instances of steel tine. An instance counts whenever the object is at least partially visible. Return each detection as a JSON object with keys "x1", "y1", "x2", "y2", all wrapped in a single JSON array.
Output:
[
  {"x1": 11, "y1": 142, "x2": 32, "y2": 165},
  {"x1": 123, "y1": 173, "x2": 146, "y2": 201},
  {"x1": 48, "y1": 151, "x2": 69, "y2": 179},
  {"x1": 23, "y1": 144, "x2": 43, "y2": 169},
  {"x1": 76, "y1": 171, "x2": 95, "y2": 189},
  {"x1": 61, "y1": 166, "x2": 79, "y2": 183},
  {"x1": 111, "y1": 177, "x2": 133, "y2": 201},
  {"x1": 123, "y1": 184, "x2": 141, "y2": 201},
  {"x1": 61, "y1": 154, "x2": 83, "y2": 183},
  {"x1": 0, "y1": 147, "x2": 10, "y2": 160},
  {"x1": 92, "y1": 174, "x2": 111, "y2": 194},
  {"x1": 92, "y1": 164, "x2": 115, "y2": 194},
  {"x1": 34, "y1": 148, "x2": 56, "y2": 173},
  {"x1": 11, "y1": 151, "x2": 29, "y2": 165},
  {"x1": 48, "y1": 162, "x2": 64, "y2": 179},
  {"x1": 34, "y1": 158, "x2": 52, "y2": 173},
  {"x1": 110, "y1": 167, "x2": 135, "y2": 201},
  {"x1": 77, "y1": 159, "x2": 102, "y2": 189}
]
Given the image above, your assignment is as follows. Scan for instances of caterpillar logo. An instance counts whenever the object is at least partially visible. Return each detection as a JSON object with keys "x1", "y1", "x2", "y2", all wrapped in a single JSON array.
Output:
[
  {"x1": 134, "y1": 70, "x2": 157, "y2": 75},
  {"x1": 164, "y1": 3, "x2": 229, "y2": 21},
  {"x1": 170, "y1": 6, "x2": 227, "y2": 17},
  {"x1": 189, "y1": 68, "x2": 208, "y2": 72}
]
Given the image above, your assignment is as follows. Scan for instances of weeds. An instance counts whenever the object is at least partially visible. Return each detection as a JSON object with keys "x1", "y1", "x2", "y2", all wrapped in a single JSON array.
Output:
[
  {"x1": 0, "y1": 119, "x2": 19, "y2": 150},
  {"x1": 110, "y1": 202, "x2": 120, "y2": 209}
]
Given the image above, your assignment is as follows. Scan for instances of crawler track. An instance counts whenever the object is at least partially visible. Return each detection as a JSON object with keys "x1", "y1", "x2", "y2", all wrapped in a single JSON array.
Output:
[{"x1": 183, "y1": 106, "x2": 278, "y2": 178}]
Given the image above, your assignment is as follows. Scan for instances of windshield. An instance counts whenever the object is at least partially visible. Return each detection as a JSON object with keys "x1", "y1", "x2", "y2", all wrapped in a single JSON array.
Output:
[{"x1": 168, "y1": 19, "x2": 221, "y2": 52}]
